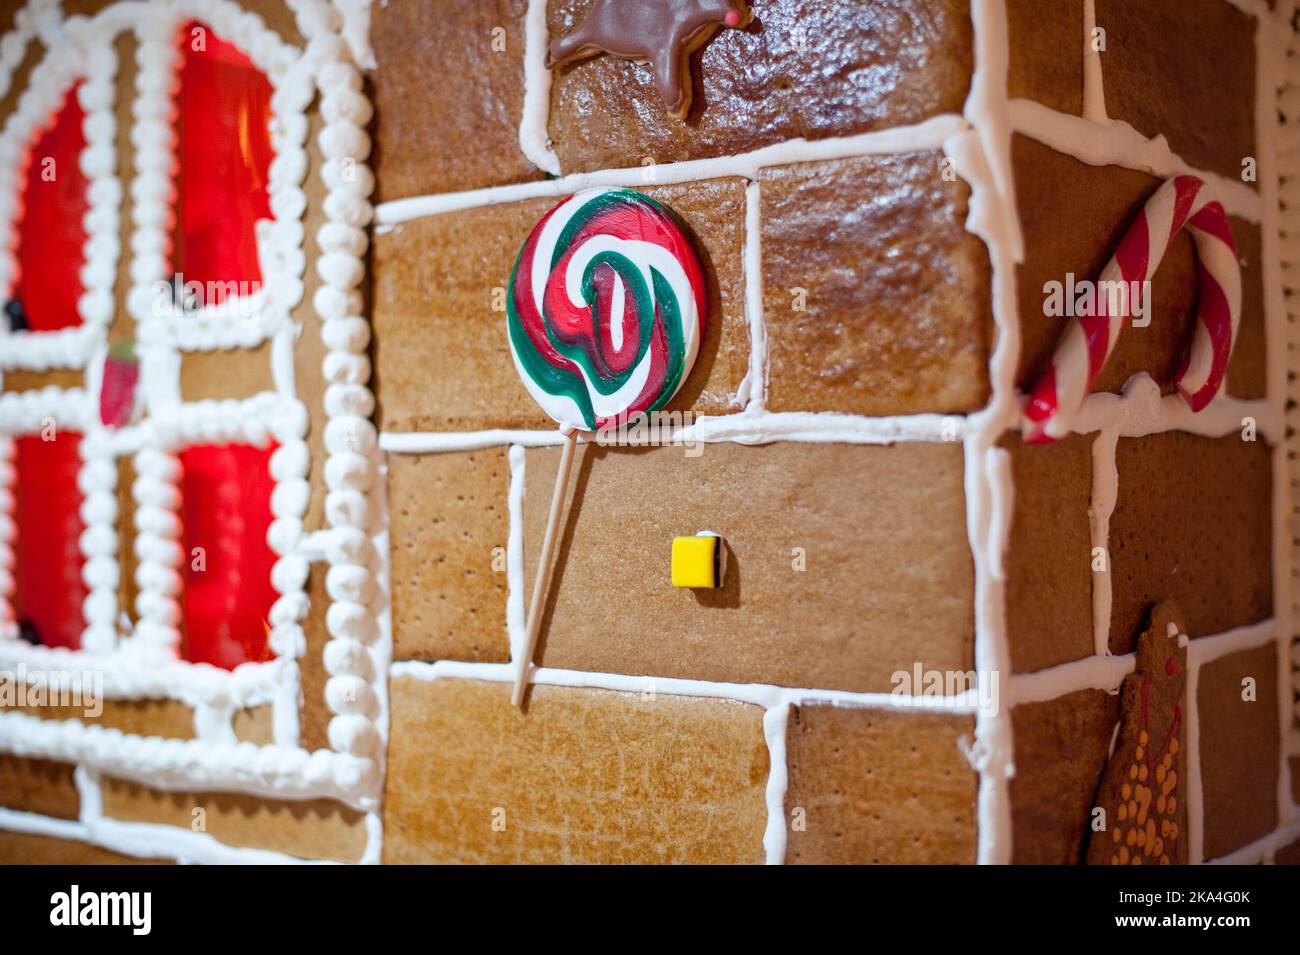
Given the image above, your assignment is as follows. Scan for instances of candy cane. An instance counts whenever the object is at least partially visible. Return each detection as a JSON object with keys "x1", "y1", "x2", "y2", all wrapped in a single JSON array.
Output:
[{"x1": 1023, "y1": 175, "x2": 1241, "y2": 443}]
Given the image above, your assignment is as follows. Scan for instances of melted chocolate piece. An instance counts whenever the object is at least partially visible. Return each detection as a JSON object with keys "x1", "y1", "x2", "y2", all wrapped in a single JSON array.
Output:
[{"x1": 546, "y1": 0, "x2": 749, "y2": 117}]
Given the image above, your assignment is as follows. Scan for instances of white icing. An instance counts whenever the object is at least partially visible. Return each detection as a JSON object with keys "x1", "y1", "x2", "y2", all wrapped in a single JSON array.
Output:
[
  {"x1": 377, "y1": 115, "x2": 969, "y2": 227},
  {"x1": 736, "y1": 181, "x2": 766, "y2": 410},
  {"x1": 1009, "y1": 99, "x2": 1264, "y2": 222},
  {"x1": 519, "y1": 0, "x2": 561, "y2": 176}
]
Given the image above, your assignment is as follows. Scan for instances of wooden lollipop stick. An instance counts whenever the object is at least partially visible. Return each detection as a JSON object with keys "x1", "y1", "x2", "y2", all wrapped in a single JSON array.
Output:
[{"x1": 512, "y1": 427, "x2": 578, "y2": 707}]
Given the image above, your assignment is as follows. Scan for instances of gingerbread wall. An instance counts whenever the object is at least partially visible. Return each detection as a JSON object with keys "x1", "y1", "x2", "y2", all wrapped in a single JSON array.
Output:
[{"x1": 0, "y1": 0, "x2": 1296, "y2": 866}]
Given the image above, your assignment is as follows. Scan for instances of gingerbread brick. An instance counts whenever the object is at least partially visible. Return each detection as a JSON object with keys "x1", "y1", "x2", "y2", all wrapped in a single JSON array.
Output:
[
  {"x1": 546, "y1": 0, "x2": 973, "y2": 174},
  {"x1": 0, "y1": 830, "x2": 168, "y2": 865},
  {"x1": 1, "y1": 369, "x2": 82, "y2": 391},
  {"x1": 1006, "y1": 0, "x2": 1084, "y2": 115},
  {"x1": 1001, "y1": 432, "x2": 1095, "y2": 673},
  {"x1": 1010, "y1": 690, "x2": 1120, "y2": 864},
  {"x1": 100, "y1": 777, "x2": 367, "y2": 863},
  {"x1": 383, "y1": 676, "x2": 769, "y2": 863},
  {"x1": 178, "y1": 344, "x2": 276, "y2": 402},
  {"x1": 0, "y1": 754, "x2": 79, "y2": 819},
  {"x1": 760, "y1": 152, "x2": 991, "y2": 415},
  {"x1": 784, "y1": 704, "x2": 978, "y2": 864},
  {"x1": 296, "y1": 564, "x2": 332, "y2": 752},
  {"x1": 1277, "y1": 837, "x2": 1300, "y2": 866},
  {"x1": 1013, "y1": 136, "x2": 1267, "y2": 401},
  {"x1": 390, "y1": 448, "x2": 510, "y2": 663},
  {"x1": 372, "y1": 178, "x2": 749, "y2": 433},
  {"x1": 1094, "y1": 0, "x2": 1257, "y2": 183},
  {"x1": 117, "y1": 455, "x2": 138, "y2": 626},
  {"x1": 525, "y1": 441, "x2": 974, "y2": 693},
  {"x1": 232, "y1": 704, "x2": 274, "y2": 745},
  {"x1": 16, "y1": 698, "x2": 196, "y2": 739},
  {"x1": 1292, "y1": 755, "x2": 1300, "y2": 806},
  {"x1": 1108, "y1": 432, "x2": 1271, "y2": 654},
  {"x1": 371, "y1": 0, "x2": 540, "y2": 201},
  {"x1": 1196, "y1": 642, "x2": 1279, "y2": 860}
]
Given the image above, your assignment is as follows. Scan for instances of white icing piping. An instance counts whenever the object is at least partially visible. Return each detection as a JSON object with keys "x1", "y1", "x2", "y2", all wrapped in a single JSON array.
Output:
[
  {"x1": 0, "y1": 1, "x2": 388, "y2": 863},
  {"x1": 376, "y1": 114, "x2": 970, "y2": 228},
  {"x1": 1009, "y1": 100, "x2": 1264, "y2": 222},
  {"x1": 947, "y1": 0, "x2": 1023, "y2": 866},
  {"x1": 0, "y1": 1, "x2": 44, "y2": 104},
  {"x1": 0, "y1": 710, "x2": 377, "y2": 807},
  {"x1": 300, "y1": 0, "x2": 390, "y2": 826},
  {"x1": 332, "y1": 0, "x2": 374, "y2": 70},
  {"x1": 393, "y1": 659, "x2": 985, "y2": 712},
  {"x1": 379, "y1": 410, "x2": 980, "y2": 453},
  {"x1": 1088, "y1": 428, "x2": 1119, "y2": 658},
  {"x1": 518, "y1": 0, "x2": 559, "y2": 176},
  {"x1": 135, "y1": 1, "x2": 310, "y2": 354},
  {"x1": 0, "y1": 28, "x2": 113, "y2": 372},
  {"x1": 736, "y1": 180, "x2": 767, "y2": 411},
  {"x1": 1206, "y1": 817, "x2": 1300, "y2": 864}
]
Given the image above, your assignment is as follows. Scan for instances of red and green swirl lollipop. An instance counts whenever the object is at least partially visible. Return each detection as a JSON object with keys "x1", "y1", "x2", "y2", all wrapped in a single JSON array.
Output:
[
  {"x1": 506, "y1": 188, "x2": 709, "y2": 707},
  {"x1": 507, "y1": 188, "x2": 708, "y2": 432}
]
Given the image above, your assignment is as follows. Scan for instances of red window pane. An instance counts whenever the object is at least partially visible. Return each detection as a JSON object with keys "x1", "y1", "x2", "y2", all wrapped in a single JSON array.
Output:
[
  {"x1": 13, "y1": 433, "x2": 87, "y2": 649},
  {"x1": 178, "y1": 444, "x2": 277, "y2": 670},
  {"x1": 175, "y1": 20, "x2": 274, "y2": 295},
  {"x1": 13, "y1": 85, "x2": 88, "y2": 331}
]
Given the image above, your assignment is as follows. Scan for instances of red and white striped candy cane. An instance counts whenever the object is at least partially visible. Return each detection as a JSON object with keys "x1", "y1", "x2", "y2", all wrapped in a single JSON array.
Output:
[{"x1": 1023, "y1": 175, "x2": 1241, "y2": 443}]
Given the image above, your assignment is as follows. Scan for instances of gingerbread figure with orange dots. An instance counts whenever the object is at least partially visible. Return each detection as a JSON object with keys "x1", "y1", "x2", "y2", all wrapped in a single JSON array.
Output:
[{"x1": 1087, "y1": 603, "x2": 1189, "y2": 865}]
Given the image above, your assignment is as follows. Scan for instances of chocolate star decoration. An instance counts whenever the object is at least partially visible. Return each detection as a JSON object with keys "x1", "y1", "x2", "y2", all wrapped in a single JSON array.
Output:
[{"x1": 546, "y1": 0, "x2": 751, "y2": 119}]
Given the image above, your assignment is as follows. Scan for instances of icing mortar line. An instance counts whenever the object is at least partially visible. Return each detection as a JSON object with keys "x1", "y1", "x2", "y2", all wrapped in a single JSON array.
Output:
[
  {"x1": 738, "y1": 180, "x2": 767, "y2": 411},
  {"x1": 378, "y1": 411, "x2": 976, "y2": 453},
  {"x1": 375, "y1": 114, "x2": 970, "y2": 227},
  {"x1": 391, "y1": 659, "x2": 984, "y2": 713},
  {"x1": 0, "y1": 709, "x2": 376, "y2": 808},
  {"x1": 959, "y1": 0, "x2": 1022, "y2": 867},
  {"x1": 518, "y1": 0, "x2": 559, "y2": 176},
  {"x1": 1088, "y1": 428, "x2": 1120, "y2": 657},
  {"x1": 0, "y1": 805, "x2": 325, "y2": 864},
  {"x1": 1205, "y1": 818, "x2": 1300, "y2": 865},
  {"x1": 1009, "y1": 99, "x2": 1264, "y2": 223}
]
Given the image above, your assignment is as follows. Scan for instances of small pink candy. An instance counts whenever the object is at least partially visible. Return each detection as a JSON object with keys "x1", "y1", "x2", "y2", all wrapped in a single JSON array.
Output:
[{"x1": 724, "y1": 9, "x2": 740, "y2": 26}]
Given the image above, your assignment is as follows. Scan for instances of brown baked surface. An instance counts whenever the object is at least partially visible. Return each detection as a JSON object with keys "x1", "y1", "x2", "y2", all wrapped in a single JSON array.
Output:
[
  {"x1": 761, "y1": 151, "x2": 992, "y2": 414},
  {"x1": 546, "y1": 0, "x2": 974, "y2": 173},
  {"x1": 524, "y1": 441, "x2": 974, "y2": 693},
  {"x1": 372, "y1": 178, "x2": 750, "y2": 433},
  {"x1": 1196, "y1": 643, "x2": 1279, "y2": 860},
  {"x1": 383, "y1": 676, "x2": 769, "y2": 863},
  {"x1": 785, "y1": 704, "x2": 978, "y2": 864},
  {"x1": 1001, "y1": 432, "x2": 1096, "y2": 673},
  {"x1": 1108, "y1": 433, "x2": 1272, "y2": 654},
  {"x1": 1011, "y1": 689, "x2": 1120, "y2": 864}
]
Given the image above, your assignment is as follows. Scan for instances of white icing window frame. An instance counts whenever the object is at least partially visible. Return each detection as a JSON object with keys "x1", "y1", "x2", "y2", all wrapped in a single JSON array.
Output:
[
  {"x1": 0, "y1": 0, "x2": 385, "y2": 844},
  {"x1": 0, "y1": 24, "x2": 118, "y2": 373},
  {"x1": 130, "y1": 1, "x2": 311, "y2": 353}
]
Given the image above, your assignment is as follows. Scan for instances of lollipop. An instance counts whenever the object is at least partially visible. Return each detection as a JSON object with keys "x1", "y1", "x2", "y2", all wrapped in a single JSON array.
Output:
[
  {"x1": 508, "y1": 187, "x2": 708, "y2": 431},
  {"x1": 506, "y1": 187, "x2": 709, "y2": 704}
]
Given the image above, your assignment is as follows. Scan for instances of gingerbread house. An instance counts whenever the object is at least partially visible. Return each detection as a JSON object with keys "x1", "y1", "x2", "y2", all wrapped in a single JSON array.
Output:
[{"x1": 0, "y1": 0, "x2": 1296, "y2": 865}]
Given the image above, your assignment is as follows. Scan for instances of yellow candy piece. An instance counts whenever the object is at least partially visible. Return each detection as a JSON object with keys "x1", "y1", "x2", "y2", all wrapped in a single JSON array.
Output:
[{"x1": 671, "y1": 535, "x2": 719, "y2": 589}]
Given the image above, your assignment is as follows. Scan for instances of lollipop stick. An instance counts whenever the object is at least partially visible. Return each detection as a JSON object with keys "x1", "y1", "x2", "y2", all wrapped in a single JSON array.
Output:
[{"x1": 512, "y1": 427, "x2": 578, "y2": 708}]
